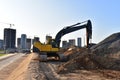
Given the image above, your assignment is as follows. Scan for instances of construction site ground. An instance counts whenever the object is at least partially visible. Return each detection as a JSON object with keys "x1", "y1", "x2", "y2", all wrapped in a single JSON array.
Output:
[{"x1": 0, "y1": 53, "x2": 120, "y2": 80}]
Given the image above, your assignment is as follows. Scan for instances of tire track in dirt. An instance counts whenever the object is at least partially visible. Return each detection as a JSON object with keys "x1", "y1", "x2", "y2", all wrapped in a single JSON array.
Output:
[{"x1": 39, "y1": 62, "x2": 58, "y2": 80}]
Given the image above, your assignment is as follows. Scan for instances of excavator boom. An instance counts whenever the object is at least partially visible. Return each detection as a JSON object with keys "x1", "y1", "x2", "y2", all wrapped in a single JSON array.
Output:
[{"x1": 54, "y1": 20, "x2": 92, "y2": 48}]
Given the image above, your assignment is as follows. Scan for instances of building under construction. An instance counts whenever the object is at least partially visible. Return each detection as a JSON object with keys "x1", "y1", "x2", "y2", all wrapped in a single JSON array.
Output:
[{"x1": 4, "y1": 28, "x2": 16, "y2": 49}]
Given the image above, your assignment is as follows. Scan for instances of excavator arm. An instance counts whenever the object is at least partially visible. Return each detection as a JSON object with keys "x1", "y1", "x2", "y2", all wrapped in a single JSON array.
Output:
[{"x1": 54, "y1": 20, "x2": 92, "y2": 48}]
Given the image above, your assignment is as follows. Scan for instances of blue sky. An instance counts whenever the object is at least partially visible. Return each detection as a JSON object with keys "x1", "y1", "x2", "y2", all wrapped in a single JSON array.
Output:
[{"x1": 0, "y1": 0, "x2": 120, "y2": 46}]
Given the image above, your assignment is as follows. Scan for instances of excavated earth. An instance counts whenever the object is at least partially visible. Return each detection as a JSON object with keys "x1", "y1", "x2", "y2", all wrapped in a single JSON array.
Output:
[
  {"x1": 58, "y1": 32, "x2": 120, "y2": 79},
  {"x1": 25, "y1": 52, "x2": 120, "y2": 80},
  {"x1": 91, "y1": 32, "x2": 120, "y2": 58}
]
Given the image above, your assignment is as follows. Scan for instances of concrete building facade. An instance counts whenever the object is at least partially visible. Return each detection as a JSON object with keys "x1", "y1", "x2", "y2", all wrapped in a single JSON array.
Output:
[
  {"x1": 0, "y1": 39, "x2": 3, "y2": 49},
  {"x1": 21, "y1": 34, "x2": 27, "y2": 49},
  {"x1": 62, "y1": 40, "x2": 68, "y2": 48},
  {"x1": 33, "y1": 37, "x2": 40, "y2": 44},
  {"x1": 46, "y1": 35, "x2": 52, "y2": 44},
  {"x1": 26, "y1": 38, "x2": 31, "y2": 49},
  {"x1": 4, "y1": 28, "x2": 16, "y2": 49},
  {"x1": 17, "y1": 38, "x2": 21, "y2": 49},
  {"x1": 77, "y1": 37, "x2": 82, "y2": 47},
  {"x1": 69, "y1": 39, "x2": 76, "y2": 46},
  {"x1": 17, "y1": 37, "x2": 31, "y2": 51}
]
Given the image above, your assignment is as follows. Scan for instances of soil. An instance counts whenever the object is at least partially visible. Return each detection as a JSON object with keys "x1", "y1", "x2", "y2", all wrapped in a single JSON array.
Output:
[
  {"x1": 91, "y1": 32, "x2": 120, "y2": 58},
  {"x1": 0, "y1": 52, "x2": 120, "y2": 80},
  {"x1": 6, "y1": 53, "x2": 33, "y2": 80},
  {"x1": 57, "y1": 32, "x2": 120, "y2": 80},
  {"x1": 0, "y1": 54, "x2": 28, "y2": 80}
]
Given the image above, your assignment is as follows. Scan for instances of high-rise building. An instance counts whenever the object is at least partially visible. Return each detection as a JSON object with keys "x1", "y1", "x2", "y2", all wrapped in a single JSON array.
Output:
[
  {"x1": 46, "y1": 35, "x2": 52, "y2": 43},
  {"x1": 46, "y1": 35, "x2": 52, "y2": 40},
  {"x1": 21, "y1": 34, "x2": 26, "y2": 49},
  {"x1": 69, "y1": 39, "x2": 76, "y2": 46},
  {"x1": 62, "y1": 40, "x2": 68, "y2": 48},
  {"x1": 77, "y1": 37, "x2": 82, "y2": 47},
  {"x1": 0, "y1": 39, "x2": 3, "y2": 49},
  {"x1": 26, "y1": 38, "x2": 31, "y2": 49},
  {"x1": 17, "y1": 38, "x2": 31, "y2": 49},
  {"x1": 33, "y1": 37, "x2": 40, "y2": 44},
  {"x1": 17, "y1": 38, "x2": 21, "y2": 49},
  {"x1": 4, "y1": 28, "x2": 16, "y2": 49}
]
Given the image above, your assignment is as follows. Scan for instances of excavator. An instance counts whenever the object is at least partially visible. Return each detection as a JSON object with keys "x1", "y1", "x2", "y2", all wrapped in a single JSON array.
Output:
[{"x1": 33, "y1": 20, "x2": 92, "y2": 61}]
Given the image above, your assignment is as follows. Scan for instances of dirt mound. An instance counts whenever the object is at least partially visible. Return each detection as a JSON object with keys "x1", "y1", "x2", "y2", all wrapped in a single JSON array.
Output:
[
  {"x1": 91, "y1": 32, "x2": 120, "y2": 58},
  {"x1": 57, "y1": 32, "x2": 120, "y2": 74},
  {"x1": 58, "y1": 49, "x2": 120, "y2": 74},
  {"x1": 63, "y1": 47, "x2": 88, "y2": 59}
]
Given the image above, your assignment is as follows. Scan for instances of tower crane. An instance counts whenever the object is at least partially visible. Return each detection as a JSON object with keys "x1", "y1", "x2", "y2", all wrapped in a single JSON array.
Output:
[{"x1": 0, "y1": 22, "x2": 14, "y2": 28}]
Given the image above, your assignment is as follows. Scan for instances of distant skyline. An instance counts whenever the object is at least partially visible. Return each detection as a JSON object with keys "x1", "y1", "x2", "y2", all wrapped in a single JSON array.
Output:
[{"x1": 0, "y1": 0, "x2": 120, "y2": 45}]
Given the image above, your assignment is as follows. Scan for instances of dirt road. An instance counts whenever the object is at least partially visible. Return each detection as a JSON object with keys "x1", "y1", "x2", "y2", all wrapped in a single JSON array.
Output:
[
  {"x1": 0, "y1": 53, "x2": 25, "y2": 70},
  {"x1": 0, "y1": 53, "x2": 28, "y2": 80}
]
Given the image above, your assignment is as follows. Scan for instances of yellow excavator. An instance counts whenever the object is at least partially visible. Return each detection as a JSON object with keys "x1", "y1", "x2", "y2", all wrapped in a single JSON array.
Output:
[{"x1": 33, "y1": 20, "x2": 92, "y2": 61}]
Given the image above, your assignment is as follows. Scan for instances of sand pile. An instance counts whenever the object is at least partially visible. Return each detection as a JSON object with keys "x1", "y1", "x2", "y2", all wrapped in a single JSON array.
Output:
[
  {"x1": 58, "y1": 32, "x2": 120, "y2": 73},
  {"x1": 63, "y1": 47, "x2": 88, "y2": 60},
  {"x1": 58, "y1": 50, "x2": 120, "y2": 74},
  {"x1": 91, "y1": 32, "x2": 120, "y2": 58}
]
